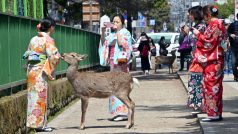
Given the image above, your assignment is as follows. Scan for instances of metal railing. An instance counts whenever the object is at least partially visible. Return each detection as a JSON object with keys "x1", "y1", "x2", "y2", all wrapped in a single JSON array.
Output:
[{"x1": 0, "y1": 13, "x2": 100, "y2": 93}]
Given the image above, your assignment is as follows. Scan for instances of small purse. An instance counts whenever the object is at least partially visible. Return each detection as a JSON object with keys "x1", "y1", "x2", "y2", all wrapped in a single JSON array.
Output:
[{"x1": 117, "y1": 51, "x2": 128, "y2": 64}]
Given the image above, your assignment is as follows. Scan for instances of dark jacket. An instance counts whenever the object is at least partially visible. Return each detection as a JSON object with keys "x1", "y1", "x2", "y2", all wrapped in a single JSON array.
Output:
[
  {"x1": 158, "y1": 39, "x2": 170, "y2": 56},
  {"x1": 138, "y1": 40, "x2": 150, "y2": 57},
  {"x1": 228, "y1": 21, "x2": 238, "y2": 50}
]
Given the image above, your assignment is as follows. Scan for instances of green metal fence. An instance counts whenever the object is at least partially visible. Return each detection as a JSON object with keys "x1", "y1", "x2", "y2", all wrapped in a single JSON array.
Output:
[
  {"x1": 0, "y1": 0, "x2": 43, "y2": 19},
  {"x1": 0, "y1": 13, "x2": 100, "y2": 92}
]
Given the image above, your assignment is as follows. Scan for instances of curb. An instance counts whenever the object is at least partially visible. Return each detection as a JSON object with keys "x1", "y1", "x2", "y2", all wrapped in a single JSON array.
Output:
[{"x1": 177, "y1": 71, "x2": 205, "y2": 134}]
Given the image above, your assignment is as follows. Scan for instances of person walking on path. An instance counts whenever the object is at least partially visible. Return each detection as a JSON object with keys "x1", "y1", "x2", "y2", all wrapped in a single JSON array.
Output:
[
  {"x1": 158, "y1": 36, "x2": 170, "y2": 69},
  {"x1": 99, "y1": 14, "x2": 132, "y2": 121},
  {"x1": 138, "y1": 32, "x2": 151, "y2": 75},
  {"x1": 149, "y1": 37, "x2": 156, "y2": 70},
  {"x1": 178, "y1": 23, "x2": 192, "y2": 71},
  {"x1": 187, "y1": 6, "x2": 206, "y2": 114},
  {"x1": 22, "y1": 17, "x2": 61, "y2": 132},
  {"x1": 227, "y1": 13, "x2": 238, "y2": 81},
  {"x1": 192, "y1": 5, "x2": 226, "y2": 122},
  {"x1": 158, "y1": 36, "x2": 170, "y2": 56}
]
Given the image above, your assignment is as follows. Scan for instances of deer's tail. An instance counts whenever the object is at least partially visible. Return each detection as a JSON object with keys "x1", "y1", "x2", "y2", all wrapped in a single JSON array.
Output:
[{"x1": 132, "y1": 78, "x2": 140, "y2": 87}]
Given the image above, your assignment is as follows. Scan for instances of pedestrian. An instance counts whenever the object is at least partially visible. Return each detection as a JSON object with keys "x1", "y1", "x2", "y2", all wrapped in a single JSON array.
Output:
[
  {"x1": 224, "y1": 19, "x2": 232, "y2": 75},
  {"x1": 158, "y1": 36, "x2": 170, "y2": 69},
  {"x1": 227, "y1": 13, "x2": 238, "y2": 81},
  {"x1": 138, "y1": 32, "x2": 151, "y2": 75},
  {"x1": 99, "y1": 14, "x2": 132, "y2": 121},
  {"x1": 149, "y1": 37, "x2": 156, "y2": 70},
  {"x1": 178, "y1": 23, "x2": 192, "y2": 71},
  {"x1": 22, "y1": 17, "x2": 61, "y2": 132},
  {"x1": 192, "y1": 5, "x2": 225, "y2": 122},
  {"x1": 187, "y1": 6, "x2": 206, "y2": 114},
  {"x1": 158, "y1": 36, "x2": 169, "y2": 56}
]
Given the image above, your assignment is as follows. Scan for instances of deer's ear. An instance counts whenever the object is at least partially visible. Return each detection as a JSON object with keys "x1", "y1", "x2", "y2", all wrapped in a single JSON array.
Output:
[
  {"x1": 82, "y1": 54, "x2": 88, "y2": 60},
  {"x1": 76, "y1": 54, "x2": 88, "y2": 61}
]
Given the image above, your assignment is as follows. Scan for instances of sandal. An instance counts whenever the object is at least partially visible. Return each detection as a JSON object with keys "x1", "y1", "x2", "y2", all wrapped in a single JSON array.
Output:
[{"x1": 35, "y1": 127, "x2": 53, "y2": 132}]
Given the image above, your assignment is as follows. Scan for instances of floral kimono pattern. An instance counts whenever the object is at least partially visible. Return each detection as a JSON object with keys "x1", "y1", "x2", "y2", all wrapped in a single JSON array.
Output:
[
  {"x1": 195, "y1": 19, "x2": 225, "y2": 117},
  {"x1": 24, "y1": 32, "x2": 60, "y2": 128},
  {"x1": 99, "y1": 28, "x2": 132, "y2": 116},
  {"x1": 187, "y1": 22, "x2": 206, "y2": 111}
]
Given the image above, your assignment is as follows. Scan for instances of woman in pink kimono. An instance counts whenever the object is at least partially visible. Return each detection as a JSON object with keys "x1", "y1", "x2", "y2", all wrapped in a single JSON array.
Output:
[
  {"x1": 23, "y1": 17, "x2": 61, "y2": 132},
  {"x1": 192, "y1": 5, "x2": 226, "y2": 122},
  {"x1": 99, "y1": 14, "x2": 132, "y2": 121}
]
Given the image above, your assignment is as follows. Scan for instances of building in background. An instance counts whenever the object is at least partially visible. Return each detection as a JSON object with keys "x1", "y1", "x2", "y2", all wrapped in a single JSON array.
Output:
[{"x1": 82, "y1": 0, "x2": 100, "y2": 32}]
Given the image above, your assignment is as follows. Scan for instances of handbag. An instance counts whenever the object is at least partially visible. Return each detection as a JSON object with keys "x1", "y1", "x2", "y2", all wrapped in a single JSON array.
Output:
[
  {"x1": 178, "y1": 35, "x2": 192, "y2": 53},
  {"x1": 151, "y1": 48, "x2": 156, "y2": 56},
  {"x1": 117, "y1": 51, "x2": 128, "y2": 64}
]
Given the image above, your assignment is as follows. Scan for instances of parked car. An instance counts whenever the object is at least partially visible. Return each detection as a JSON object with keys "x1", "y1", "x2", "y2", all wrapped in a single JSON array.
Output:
[{"x1": 132, "y1": 32, "x2": 180, "y2": 68}]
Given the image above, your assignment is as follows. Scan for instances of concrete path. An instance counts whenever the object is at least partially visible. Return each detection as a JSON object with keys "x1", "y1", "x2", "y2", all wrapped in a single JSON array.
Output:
[
  {"x1": 178, "y1": 71, "x2": 238, "y2": 134},
  {"x1": 38, "y1": 69, "x2": 202, "y2": 134}
]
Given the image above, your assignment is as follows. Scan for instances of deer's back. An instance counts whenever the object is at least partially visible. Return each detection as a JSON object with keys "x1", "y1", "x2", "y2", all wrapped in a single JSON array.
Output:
[{"x1": 71, "y1": 71, "x2": 132, "y2": 97}]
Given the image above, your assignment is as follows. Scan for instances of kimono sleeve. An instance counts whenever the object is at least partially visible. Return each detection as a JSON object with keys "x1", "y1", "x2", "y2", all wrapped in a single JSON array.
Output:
[
  {"x1": 43, "y1": 39, "x2": 61, "y2": 80},
  {"x1": 196, "y1": 23, "x2": 220, "y2": 52},
  {"x1": 119, "y1": 30, "x2": 132, "y2": 60}
]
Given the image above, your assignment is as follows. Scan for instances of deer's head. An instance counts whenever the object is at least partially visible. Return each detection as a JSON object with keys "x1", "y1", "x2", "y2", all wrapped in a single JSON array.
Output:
[
  {"x1": 170, "y1": 49, "x2": 177, "y2": 56},
  {"x1": 61, "y1": 52, "x2": 88, "y2": 65}
]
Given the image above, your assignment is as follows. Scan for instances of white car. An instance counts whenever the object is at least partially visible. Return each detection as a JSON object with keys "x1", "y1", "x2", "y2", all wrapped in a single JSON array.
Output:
[{"x1": 132, "y1": 32, "x2": 180, "y2": 67}]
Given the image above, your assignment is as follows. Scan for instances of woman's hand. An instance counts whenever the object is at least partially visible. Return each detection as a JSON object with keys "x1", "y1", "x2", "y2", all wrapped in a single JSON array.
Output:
[{"x1": 192, "y1": 27, "x2": 200, "y2": 36}]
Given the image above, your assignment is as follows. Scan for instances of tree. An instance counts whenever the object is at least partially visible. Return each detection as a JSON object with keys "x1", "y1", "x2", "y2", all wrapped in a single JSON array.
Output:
[
  {"x1": 147, "y1": 0, "x2": 170, "y2": 32},
  {"x1": 215, "y1": 0, "x2": 234, "y2": 19},
  {"x1": 99, "y1": 0, "x2": 170, "y2": 32}
]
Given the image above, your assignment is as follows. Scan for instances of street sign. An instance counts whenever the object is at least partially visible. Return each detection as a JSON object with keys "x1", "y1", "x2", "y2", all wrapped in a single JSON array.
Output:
[
  {"x1": 150, "y1": 20, "x2": 155, "y2": 26},
  {"x1": 137, "y1": 12, "x2": 146, "y2": 27}
]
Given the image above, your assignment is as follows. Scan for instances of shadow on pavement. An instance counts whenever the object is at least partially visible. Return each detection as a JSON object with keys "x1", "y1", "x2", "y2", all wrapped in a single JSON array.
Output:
[
  {"x1": 136, "y1": 104, "x2": 188, "y2": 113},
  {"x1": 133, "y1": 70, "x2": 179, "y2": 81}
]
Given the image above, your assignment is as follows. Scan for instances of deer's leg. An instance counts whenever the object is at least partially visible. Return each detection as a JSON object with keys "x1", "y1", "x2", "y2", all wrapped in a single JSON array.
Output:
[
  {"x1": 117, "y1": 95, "x2": 135, "y2": 129},
  {"x1": 169, "y1": 65, "x2": 171, "y2": 74},
  {"x1": 171, "y1": 65, "x2": 174, "y2": 73},
  {"x1": 80, "y1": 96, "x2": 89, "y2": 130},
  {"x1": 154, "y1": 64, "x2": 157, "y2": 73}
]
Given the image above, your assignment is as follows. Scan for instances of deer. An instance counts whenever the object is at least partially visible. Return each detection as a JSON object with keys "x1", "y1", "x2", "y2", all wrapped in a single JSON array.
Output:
[
  {"x1": 154, "y1": 49, "x2": 177, "y2": 73},
  {"x1": 61, "y1": 52, "x2": 139, "y2": 130}
]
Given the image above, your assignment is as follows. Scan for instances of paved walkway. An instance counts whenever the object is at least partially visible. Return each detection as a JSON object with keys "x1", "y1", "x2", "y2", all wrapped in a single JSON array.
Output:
[
  {"x1": 38, "y1": 69, "x2": 201, "y2": 134},
  {"x1": 178, "y1": 71, "x2": 238, "y2": 134}
]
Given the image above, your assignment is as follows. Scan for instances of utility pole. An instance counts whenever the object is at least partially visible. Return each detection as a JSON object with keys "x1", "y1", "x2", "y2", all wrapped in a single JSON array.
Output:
[{"x1": 89, "y1": 0, "x2": 93, "y2": 31}]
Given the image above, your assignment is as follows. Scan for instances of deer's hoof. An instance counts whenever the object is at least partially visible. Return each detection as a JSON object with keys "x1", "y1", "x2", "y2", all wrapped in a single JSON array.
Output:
[
  {"x1": 125, "y1": 123, "x2": 133, "y2": 129},
  {"x1": 79, "y1": 125, "x2": 85, "y2": 130}
]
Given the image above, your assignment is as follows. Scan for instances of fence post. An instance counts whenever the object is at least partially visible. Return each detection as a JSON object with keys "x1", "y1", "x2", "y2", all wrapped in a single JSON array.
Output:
[
  {"x1": 13, "y1": 0, "x2": 17, "y2": 15},
  {"x1": 2, "y1": 0, "x2": 5, "y2": 12},
  {"x1": 33, "y1": 0, "x2": 36, "y2": 18},
  {"x1": 40, "y1": 0, "x2": 43, "y2": 18},
  {"x1": 23, "y1": 0, "x2": 27, "y2": 17}
]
